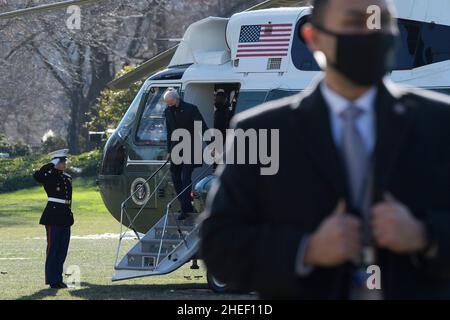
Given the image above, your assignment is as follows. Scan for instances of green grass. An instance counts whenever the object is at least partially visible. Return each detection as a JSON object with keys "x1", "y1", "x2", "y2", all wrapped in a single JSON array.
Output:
[{"x1": 0, "y1": 178, "x2": 254, "y2": 300}]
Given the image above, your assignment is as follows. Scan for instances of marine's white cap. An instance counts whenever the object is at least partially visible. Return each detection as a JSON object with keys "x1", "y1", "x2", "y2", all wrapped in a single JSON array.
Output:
[{"x1": 49, "y1": 149, "x2": 69, "y2": 160}]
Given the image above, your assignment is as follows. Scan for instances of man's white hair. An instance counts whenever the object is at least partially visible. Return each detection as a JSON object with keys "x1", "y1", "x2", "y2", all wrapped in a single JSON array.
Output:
[{"x1": 163, "y1": 88, "x2": 180, "y2": 101}]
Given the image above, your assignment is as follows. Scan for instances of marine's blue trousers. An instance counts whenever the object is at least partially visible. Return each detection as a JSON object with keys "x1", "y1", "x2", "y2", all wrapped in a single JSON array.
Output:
[{"x1": 45, "y1": 225, "x2": 70, "y2": 285}]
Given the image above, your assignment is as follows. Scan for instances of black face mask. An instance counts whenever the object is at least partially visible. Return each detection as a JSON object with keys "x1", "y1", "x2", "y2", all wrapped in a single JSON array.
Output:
[{"x1": 313, "y1": 24, "x2": 398, "y2": 86}]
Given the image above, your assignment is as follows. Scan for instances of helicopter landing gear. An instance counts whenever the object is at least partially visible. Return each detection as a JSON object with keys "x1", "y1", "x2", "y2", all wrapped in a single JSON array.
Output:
[
  {"x1": 190, "y1": 259, "x2": 200, "y2": 270},
  {"x1": 206, "y1": 271, "x2": 230, "y2": 293}
]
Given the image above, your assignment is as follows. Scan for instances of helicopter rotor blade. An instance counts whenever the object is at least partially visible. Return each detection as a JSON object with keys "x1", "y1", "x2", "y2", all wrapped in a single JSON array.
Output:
[
  {"x1": 245, "y1": 0, "x2": 306, "y2": 11},
  {"x1": 0, "y1": 0, "x2": 106, "y2": 20},
  {"x1": 107, "y1": 45, "x2": 179, "y2": 90},
  {"x1": 156, "y1": 38, "x2": 183, "y2": 42}
]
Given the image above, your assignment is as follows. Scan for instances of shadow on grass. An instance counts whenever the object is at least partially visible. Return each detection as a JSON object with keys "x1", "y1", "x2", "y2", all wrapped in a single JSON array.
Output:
[
  {"x1": 0, "y1": 214, "x2": 33, "y2": 228},
  {"x1": 0, "y1": 203, "x2": 42, "y2": 228},
  {"x1": 17, "y1": 287, "x2": 59, "y2": 300},
  {"x1": 18, "y1": 282, "x2": 254, "y2": 300}
]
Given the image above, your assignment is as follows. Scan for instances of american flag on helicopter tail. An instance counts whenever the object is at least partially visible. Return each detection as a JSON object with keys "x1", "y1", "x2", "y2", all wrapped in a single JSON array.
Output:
[{"x1": 237, "y1": 23, "x2": 293, "y2": 58}]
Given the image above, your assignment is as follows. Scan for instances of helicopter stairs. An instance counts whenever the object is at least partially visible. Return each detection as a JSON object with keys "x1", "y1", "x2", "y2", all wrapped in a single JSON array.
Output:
[
  {"x1": 112, "y1": 160, "x2": 212, "y2": 281},
  {"x1": 113, "y1": 213, "x2": 200, "y2": 280}
]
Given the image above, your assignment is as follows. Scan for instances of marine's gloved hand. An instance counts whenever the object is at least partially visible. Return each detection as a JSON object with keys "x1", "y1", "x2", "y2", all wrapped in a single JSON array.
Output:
[{"x1": 51, "y1": 158, "x2": 60, "y2": 166}]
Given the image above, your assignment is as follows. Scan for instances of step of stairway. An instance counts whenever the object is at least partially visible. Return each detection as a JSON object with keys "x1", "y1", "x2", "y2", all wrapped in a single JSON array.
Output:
[
  {"x1": 166, "y1": 213, "x2": 198, "y2": 227},
  {"x1": 140, "y1": 239, "x2": 181, "y2": 254},
  {"x1": 126, "y1": 252, "x2": 163, "y2": 269},
  {"x1": 154, "y1": 226, "x2": 194, "y2": 239},
  {"x1": 116, "y1": 213, "x2": 200, "y2": 275},
  {"x1": 115, "y1": 265, "x2": 156, "y2": 271},
  {"x1": 155, "y1": 225, "x2": 194, "y2": 232}
]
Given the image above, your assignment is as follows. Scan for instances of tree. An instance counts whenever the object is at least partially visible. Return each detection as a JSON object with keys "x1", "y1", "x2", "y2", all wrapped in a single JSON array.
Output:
[
  {"x1": 0, "y1": 0, "x2": 261, "y2": 153},
  {"x1": 85, "y1": 66, "x2": 143, "y2": 132},
  {"x1": 0, "y1": 134, "x2": 31, "y2": 157},
  {"x1": 11, "y1": 141, "x2": 31, "y2": 157},
  {"x1": 40, "y1": 131, "x2": 68, "y2": 154},
  {"x1": 1, "y1": 0, "x2": 167, "y2": 154},
  {"x1": 0, "y1": 134, "x2": 13, "y2": 155}
]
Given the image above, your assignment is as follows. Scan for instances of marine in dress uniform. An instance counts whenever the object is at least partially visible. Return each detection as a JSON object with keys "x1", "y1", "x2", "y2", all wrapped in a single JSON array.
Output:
[{"x1": 33, "y1": 149, "x2": 74, "y2": 289}]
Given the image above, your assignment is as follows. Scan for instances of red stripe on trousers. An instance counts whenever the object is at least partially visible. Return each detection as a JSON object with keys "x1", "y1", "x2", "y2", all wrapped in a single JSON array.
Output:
[
  {"x1": 47, "y1": 226, "x2": 52, "y2": 255},
  {"x1": 45, "y1": 226, "x2": 52, "y2": 284}
]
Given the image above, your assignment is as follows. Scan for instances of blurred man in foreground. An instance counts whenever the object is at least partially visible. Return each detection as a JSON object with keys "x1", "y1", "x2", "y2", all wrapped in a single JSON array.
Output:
[
  {"x1": 33, "y1": 149, "x2": 73, "y2": 289},
  {"x1": 201, "y1": 0, "x2": 450, "y2": 299}
]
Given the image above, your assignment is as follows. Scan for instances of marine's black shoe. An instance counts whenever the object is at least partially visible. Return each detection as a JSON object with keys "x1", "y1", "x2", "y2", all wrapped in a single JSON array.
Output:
[
  {"x1": 58, "y1": 282, "x2": 68, "y2": 288},
  {"x1": 49, "y1": 284, "x2": 60, "y2": 289}
]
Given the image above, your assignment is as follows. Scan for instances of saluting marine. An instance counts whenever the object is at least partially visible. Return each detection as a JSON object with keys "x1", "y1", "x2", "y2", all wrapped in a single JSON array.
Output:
[{"x1": 33, "y1": 149, "x2": 74, "y2": 289}]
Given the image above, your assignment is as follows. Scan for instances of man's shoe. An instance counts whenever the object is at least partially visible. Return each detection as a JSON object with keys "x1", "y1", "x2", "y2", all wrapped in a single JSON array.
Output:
[
  {"x1": 49, "y1": 284, "x2": 60, "y2": 289},
  {"x1": 58, "y1": 282, "x2": 68, "y2": 289}
]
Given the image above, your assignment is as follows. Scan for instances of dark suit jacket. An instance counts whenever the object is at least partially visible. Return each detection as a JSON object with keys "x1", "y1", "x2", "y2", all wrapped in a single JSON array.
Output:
[
  {"x1": 200, "y1": 80, "x2": 450, "y2": 299},
  {"x1": 214, "y1": 103, "x2": 232, "y2": 142},
  {"x1": 164, "y1": 100, "x2": 208, "y2": 168},
  {"x1": 33, "y1": 163, "x2": 74, "y2": 227}
]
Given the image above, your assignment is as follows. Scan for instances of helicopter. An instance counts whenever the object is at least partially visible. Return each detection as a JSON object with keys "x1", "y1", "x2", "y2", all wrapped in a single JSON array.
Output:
[{"x1": 97, "y1": 0, "x2": 450, "y2": 291}]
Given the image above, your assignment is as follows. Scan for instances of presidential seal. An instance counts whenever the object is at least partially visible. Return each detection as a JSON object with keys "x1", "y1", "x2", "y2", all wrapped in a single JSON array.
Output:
[{"x1": 130, "y1": 178, "x2": 151, "y2": 206}]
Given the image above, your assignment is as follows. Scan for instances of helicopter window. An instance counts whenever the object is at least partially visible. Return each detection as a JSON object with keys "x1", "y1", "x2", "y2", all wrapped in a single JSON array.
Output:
[
  {"x1": 418, "y1": 21, "x2": 450, "y2": 67},
  {"x1": 432, "y1": 89, "x2": 450, "y2": 96},
  {"x1": 234, "y1": 91, "x2": 268, "y2": 114},
  {"x1": 396, "y1": 19, "x2": 450, "y2": 69},
  {"x1": 396, "y1": 19, "x2": 421, "y2": 70},
  {"x1": 292, "y1": 15, "x2": 321, "y2": 71},
  {"x1": 116, "y1": 85, "x2": 146, "y2": 139},
  {"x1": 100, "y1": 134, "x2": 126, "y2": 175},
  {"x1": 292, "y1": 15, "x2": 450, "y2": 71},
  {"x1": 135, "y1": 86, "x2": 174, "y2": 145}
]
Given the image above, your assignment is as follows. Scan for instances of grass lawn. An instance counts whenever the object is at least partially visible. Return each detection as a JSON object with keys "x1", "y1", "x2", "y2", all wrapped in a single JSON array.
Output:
[{"x1": 0, "y1": 178, "x2": 253, "y2": 300}]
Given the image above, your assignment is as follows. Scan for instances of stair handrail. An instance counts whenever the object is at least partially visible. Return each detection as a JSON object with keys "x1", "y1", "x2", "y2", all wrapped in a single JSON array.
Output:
[
  {"x1": 114, "y1": 159, "x2": 170, "y2": 268},
  {"x1": 122, "y1": 168, "x2": 171, "y2": 238},
  {"x1": 121, "y1": 158, "x2": 170, "y2": 207},
  {"x1": 119, "y1": 158, "x2": 170, "y2": 237}
]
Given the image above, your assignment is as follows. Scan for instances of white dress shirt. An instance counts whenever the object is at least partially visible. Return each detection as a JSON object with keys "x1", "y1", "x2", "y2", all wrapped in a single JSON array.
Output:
[
  {"x1": 296, "y1": 82, "x2": 378, "y2": 276},
  {"x1": 320, "y1": 82, "x2": 377, "y2": 154}
]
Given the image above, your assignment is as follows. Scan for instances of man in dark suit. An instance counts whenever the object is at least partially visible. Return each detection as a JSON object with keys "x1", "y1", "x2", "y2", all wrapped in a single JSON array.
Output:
[
  {"x1": 212, "y1": 89, "x2": 232, "y2": 167},
  {"x1": 213, "y1": 89, "x2": 232, "y2": 141},
  {"x1": 164, "y1": 88, "x2": 208, "y2": 220},
  {"x1": 33, "y1": 149, "x2": 73, "y2": 289},
  {"x1": 201, "y1": 0, "x2": 450, "y2": 299}
]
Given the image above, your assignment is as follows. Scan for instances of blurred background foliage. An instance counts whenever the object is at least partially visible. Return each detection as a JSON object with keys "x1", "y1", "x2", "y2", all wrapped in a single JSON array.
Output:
[
  {"x1": 85, "y1": 66, "x2": 144, "y2": 133},
  {"x1": 0, "y1": 149, "x2": 102, "y2": 193}
]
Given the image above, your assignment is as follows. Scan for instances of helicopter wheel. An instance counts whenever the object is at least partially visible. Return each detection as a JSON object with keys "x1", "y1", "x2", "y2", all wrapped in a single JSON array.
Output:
[{"x1": 207, "y1": 271, "x2": 229, "y2": 293}]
